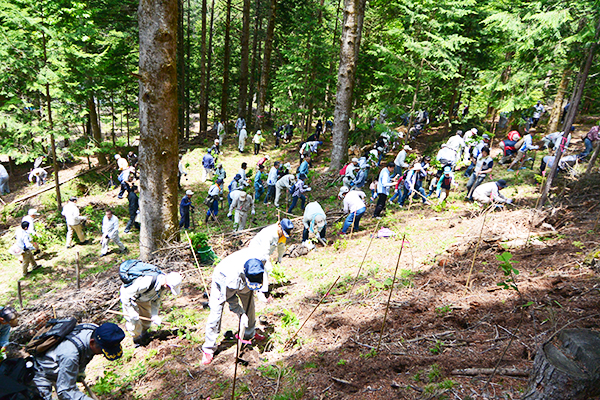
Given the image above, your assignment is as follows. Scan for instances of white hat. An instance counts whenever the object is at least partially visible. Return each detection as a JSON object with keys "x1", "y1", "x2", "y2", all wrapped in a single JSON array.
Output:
[
  {"x1": 266, "y1": 155, "x2": 271, "y2": 160},
  {"x1": 215, "y1": 139, "x2": 219, "y2": 144},
  {"x1": 284, "y1": 162, "x2": 291, "y2": 170},
  {"x1": 114, "y1": 154, "x2": 121, "y2": 160},
  {"x1": 472, "y1": 128, "x2": 478, "y2": 134},
  {"x1": 217, "y1": 163, "x2": 223, "y2": 168},
  {"x1": 28, "y1": 209, "x2": 40, "y2": 216},
  {"x1": 404, "y1": 145, "x2": 412, "y2": 151},
  {"x1": 239, "y1": 191, "x2": 248, "y2": 200},
  {"x1": 314, "y1": 214, "x2": 326, "y2": 230},
  {"x1": 165, "y1": 272, "x2": 183, "y2": 296},
  {"x1": 352, "y1": 157, "x2": 359, "y2": 163},
  {"x1": 338, "y1": 186, "x2": 349, "y2": 198},
  {"x1": 185, "y1": 190, "x2": 194, "y2": 196}
]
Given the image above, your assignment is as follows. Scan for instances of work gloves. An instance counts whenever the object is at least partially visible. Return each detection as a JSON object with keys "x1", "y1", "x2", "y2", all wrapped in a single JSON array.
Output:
[
  {"x1": 151, "y1": 315, "x2": 162, "y2": 326},
  {"x1": 251, "y1": 210, "x2": 255, "y2": 215}
]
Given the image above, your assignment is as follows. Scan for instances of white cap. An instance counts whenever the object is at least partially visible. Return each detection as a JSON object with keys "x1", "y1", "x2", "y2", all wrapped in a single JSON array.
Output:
[
  {"x1": 215, "y1": 139, "x2": 219, "y2": 144},
  {"x1": 284, "y1": 162, "x2": 291, "y2": 170},
  {"x1": 404, "y1": 145, "x2": 412, "y2": 151},
  {"x1": 352, "y1": 158, "x2": 359, "y2": 163},
  {"x1": 266, "y1": 155, "x2": 270, "y2": 160},
  {"x1": 115, "y1": 154, "x2": 121, "y2": 160},
  {"x1": 165, "y1": 272, "x2": 183, "y2": 296},
  {"x1": 186, "y1": 190, "x2": 194, "y2": 196},
  {"x1": 239, "y1": 191, "x2": 248, "y2": 200},
  {"x1": 28, "y1": 209, "x2": 40, "y2": 216},
  {"x1": 314, "y1": 214, "x2": 326, "y2": 230},
  {"x1": 472, "y1": 128, "x2": 478, "y2": 134},
  {"x1": 338, "y1": 186, "x2": 349, "y2": 198}
]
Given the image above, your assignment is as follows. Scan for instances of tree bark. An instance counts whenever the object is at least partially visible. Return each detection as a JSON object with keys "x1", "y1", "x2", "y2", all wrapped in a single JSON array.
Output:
[
  {"x1": 138, "y1": 0, "x2": 180, "y2": 260},
  {"x1": 537, "y1": 16, "x2": 599, "y2": 209},
  {"x1": 220, "y1": 0, "x2": 232, "y2": 122},
  {"x1": 237, "y1": 0, "x2": 251, "y2": 120},
  {"x1": 198, "y1": 0, "x2": 208, "y2": 136},
  {"x1": 87, "y1": 95, "x2": 107, "y2": 165},
  {"x1": 523, "y1": 329, "x2": 600, "y2": 400},
  {"x1": 546, "y1": 68, "x2": 570, "y2": 135},
  {"x1": 406, "y1": 58, "x2": 424, "y2": 136},
  {"x1": 329, "y1": 0, "x2": 367, "y2": 172},
  {"x1": 584, "y1": 142, "x2": 600, "y2": 176},
  {"x1": 247, "y1": 0, "x2": 262, "y2": 126},
  {"x1": 204, "y1": 0, "x2": 215, "y2": 131},
  {"x1": 40, "y1": 27, "x2": 62, "y2": 212},
  {"x1": 177, "y1": 0, "x2": 185, "y2": 141},
  {"x1": 256, "y1": 0, "x2": 277, "y2": 129},
  {"x1": 185, "y1": 0, "x2": 191, "y2": 140}
]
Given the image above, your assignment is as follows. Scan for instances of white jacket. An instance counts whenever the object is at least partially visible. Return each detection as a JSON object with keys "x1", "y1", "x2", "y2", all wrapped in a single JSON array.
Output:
[
  {"x1": 102, "y1": 215, "x2": 120, "y2": 239},
  {"x1": 211, "y1": 248, "x2": 270, "y2": 299},
  {"x1": 249, "y1": 224, "x2": 281, "y2": 258},
  {"x1": 62, "y1": 202, "x2": 82, "y2": 226},
  {"x1": 120, "y1": 274, "x2": 169, "y2": 318}
]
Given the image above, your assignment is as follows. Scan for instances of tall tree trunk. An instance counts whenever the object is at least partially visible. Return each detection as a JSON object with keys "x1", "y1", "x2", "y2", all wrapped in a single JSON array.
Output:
[
  {"x1": 329, "y1": 0, "x2": 367, "y2": 171},
  {"x1": 220, "y1": 0, "x2": 232, "y2": 122},
  {"x1": 126, "y1": 85, "x2": 131, "y2": 146},
  {"x1": 204, "y1": 0, "x2": 216, "y2": 134},
  {"x1": 325, "y1": 0, "x2": 343, "y2": 104},
  {"x1": 546, "y1": 68, "x2": 570, "y2": 135},
  {"x1": 238, "y1": 0, "x2": 251, "y2": 119},
  {"x1": 185, "y1": 0, "x2": 191, "y2": 140},
  {"x1": 199, "y1": 0, "x2": 208, "y2": 135},
  {"x1": 256, "y1": 0, "x2": 277, "y2": 129},
  {"x1": 406, "y1": 58, "x2": 424, "y2": 135},
  {"x1": 88, "y1": 95, "x2": 107, "y2": 165},
  {"x1": 247, "y1": 0, "x2": 262, "y2": 126},
  {"x1": 538, "y1": 16, "x2": 599, "y2": 210},
  {"x1": 40, "y1": 27, "x2": 62, "y2": 212},
  {"x1": 177, "y1": 0, "x2": 185, "y2": 140},
  {"x1": 138, "y1": 0, "x2": 179, "y2": 260},
  {"x1": 110, "y1": 92, "x2": 117, "y2": 146}
]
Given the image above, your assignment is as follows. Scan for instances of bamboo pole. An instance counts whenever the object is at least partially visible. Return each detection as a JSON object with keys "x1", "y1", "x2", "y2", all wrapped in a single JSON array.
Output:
[
  {"x1": 285, "y1": 275, "x2": 341, "y2": 348},
  {"x1": 348, "y1": 221, "x2": 380, "y2": 295},
  {"x1": 184, "y1": 231, "x2": 210, "y2": 296},
  {"x1": 106, "y1": 310, "x2": 172, "y2": 326},
  {"x1": 17, "y1": 281, "x2": 23, "y2": 309},
  {"x1": 76, "y1": 252, "x2": 81, "y2": 290},
  {"x1": 376, "y1": 234, "x2": 406, "y2": 353}
]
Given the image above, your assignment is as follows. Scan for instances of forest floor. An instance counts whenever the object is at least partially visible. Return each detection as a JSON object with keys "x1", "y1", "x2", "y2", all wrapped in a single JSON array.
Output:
[{"x1": 1, "y1": 119, "x2": 600, "y2": 400}]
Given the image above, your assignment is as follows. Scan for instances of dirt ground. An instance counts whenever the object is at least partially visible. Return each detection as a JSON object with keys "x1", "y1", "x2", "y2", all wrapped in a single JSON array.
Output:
[{"x1": 2, "y1": 120, "x2": 600, "y2": 400}]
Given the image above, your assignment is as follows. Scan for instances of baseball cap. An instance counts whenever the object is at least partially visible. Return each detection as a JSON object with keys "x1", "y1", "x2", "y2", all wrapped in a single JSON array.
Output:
[
  {"x1": 338, "y1": 186, "x2": 349, "y2": 198},
  {"x1": 482, "y1": 134, "x2": 490, "y2": 140},
  {"x1": 244, "y1": 258, "x2": 265, "y2": 290},
  {"x1": 93, "y1": 323, "x2": 125, "y2": 361},
  {"x1": 69, "y1": 196, "x2": 77, "y2": 202},
  {"x1": 165, "y1": 272, "x2": 183, "y2": 296},
  {"x1": 352, "y1": 158, "x2": 359, "y2": 163},
  {"x1": 28, "y1": 209, "x2": 40, "y2": 216},
  {"x1": 280, "y1": 219, "x2": 294, "y2": 238},
  {"x1": 216, "y1": 178, "x2": 224, "y2": 184},
  {"x1": 239, "y1": 191, "x2": 248, "y2": 201},
  {"x1": 443, "y1": 166, "x2": 452, "y2": 174},
  {"x1": 314, "y1": 214, "x2": 326, "y2": 230},
  {"x1": 185, "y1": 190, "x2": 194, "y2": 196},
  {"x1": 496, "y1": 179, "x2": 508, "y2": 188},
  {"x1": 404, "y1": 145, "x2": 412, "y2": 151}
]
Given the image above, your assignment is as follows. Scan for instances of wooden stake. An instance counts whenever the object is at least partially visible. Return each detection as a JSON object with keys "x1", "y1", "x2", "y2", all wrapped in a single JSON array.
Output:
[
  {"x1": 184, "y1": 231, "x2": 210, "y2": 296},
  {"x1": 348, "y1": 221, "x2": 380, "y2": 295},
  {"x1": 17, "y1": 281, "x2": 23, "y2": 309},
  {"x1": 76, "y1": 252, "x2": 81, "y2": 290},
  {"x1": 464, "y1": 206, "x2": 491, "y2": 295},
  {"x1": 232, "y1": 294, "x2": 253, "y2": 400},
  {"x1": 106, "y1": 309, "x2": 172, "y2": 326},
  {"x1": 348, "y1": 211, "x2": 357, "y2": 239},
  {"x1": 285, "y1": 275, "x2": 341, "y2": 348},
  {"x1": 376, "y1": 234, "x2": 406, "y2": 353},
  {"x1": 82, "y1": 380, "x2": 100, "y2": 400}
]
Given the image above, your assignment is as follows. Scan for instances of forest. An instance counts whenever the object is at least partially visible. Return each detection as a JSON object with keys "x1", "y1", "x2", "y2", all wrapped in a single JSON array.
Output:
[{"x1": 1, "y1": 0, "x2": 600, "y2": 399}]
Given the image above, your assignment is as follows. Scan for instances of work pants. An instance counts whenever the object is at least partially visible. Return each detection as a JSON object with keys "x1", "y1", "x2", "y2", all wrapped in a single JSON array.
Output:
[
  {"x1": 342, "y1": 207, "x2": 366, "y2": 233},
  {"x1": 508, "y1": 151, "x2": 527, "y2": 170},
  {"x1": 202, "y1": 283, "x2": 255, "y2": 355},
  {"x1": 288, "y1": 194, "x2": 306, "y2": 214},
  {"x1": 21, "y1": 249, "x2": 37, "y2": 275},
  {"x1": 124, "y1": 300, "x2": 152, "y2": 338},
  {"x1": 467, "y1": 174, "x2": 487, "y2": 199},
  {"x1": 264, "y1": 185, "x2": 275, "y2": 204},
  {"x1": 472, "y1": 192, "x2": 492, "y2": 204},
  {"x1": 373, "y1": 193, "x2": 387, "y2": 217},
  {"x1": 66, "y1": 224, "x2": 85, "y2": 248},
  {"x1": 234, "y1": 210, "x2": 249, "y2": 232},
  {"x1": 254, "y1": 143, "x2": 261, "y2": 155},
  {"x1": 238, "y1": 138, "x2": 246, "y2": 152},
  {"x1": 101, "y1": 234, "x2": 126, "y2": 255},
  {"x1": 202, "y1": 168, "x2": 214, "y2": 182},
  {"x1": 302, "y1": 225, "x2": 326, "y2": 242},
  {"x1": 206, "y1": 200, "x2": 219, "y2": 220},
  {"x1": 254, "y1": 184, "x2": 264, "y2": 202},
  {"x1": 179, "y1": 208, "x2": 191, "y2": 229},
  {"x1": 274, "y1": 185, "x2": 288, "y2": 208},
  {"x1": 580, "y1": 137, "x2": 594, "y2": 158},
  {"x1": 125, "y1": 212, "x2": 140, "y2": 232}
]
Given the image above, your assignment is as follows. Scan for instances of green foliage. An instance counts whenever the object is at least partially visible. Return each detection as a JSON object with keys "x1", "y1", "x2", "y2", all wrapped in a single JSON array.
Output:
[
  {"x1": 429, "y1": 340, "x2": 444, "y2": 355},
  {"x1": 281, "y1": 309, "x2": 299, "y2": 328},
  {"x1": 189, "y1": 232, "x2": 210, "y2": 250},
  {"x1": 271, "y1": 263, "x2": 290, "y2": 285},
  {"x1": 359, "y1": 348, "x2": 378, "y2": 358},
  {"x1": 435, "y1": 304, "x2": 452, "y2": 316},
  {"x1": 336, "y1": 359, "x2": 348, "y2": 366},
  {"x1": 496, "y1": 251, "x2": 520, "y2": 291}
]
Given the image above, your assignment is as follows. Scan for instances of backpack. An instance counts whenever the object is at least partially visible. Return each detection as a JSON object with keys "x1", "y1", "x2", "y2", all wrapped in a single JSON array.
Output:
[
  {"x1": 25, "y1": 318, "x2": 77, "y2": 356},
  {"x1": 0, "y1": 357, "x2": 41, "y2": 400},
  {"x1": 339, "y1": 164, "x2": 349, "y2": 176},
  {"x1": 118, "y1": 260, "x2": 162, "y2": 287}
]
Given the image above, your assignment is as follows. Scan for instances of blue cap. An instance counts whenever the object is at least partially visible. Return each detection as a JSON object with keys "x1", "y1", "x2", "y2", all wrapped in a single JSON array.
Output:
[
  {"x1": 280, "y1": 218, "x2": 294, "y2": 238},
  {"x1": 93, "y1": 323, "x2": 125, "y2": 361},
  {"x1": 496, "y1": 179, "x2": 508, "y2": 188},
  {"x1": 244, "y1": 258, "x2": 265, "y2": 291},
  {"x1": 216, "y1": 178, "x2": 224, "y2": 184},
  {"x1": 443, "y1": 166, "x2": 452, "y2": 174},
  {"x1": 234, "y1": 174, "x2": 241, "y2": 180}
]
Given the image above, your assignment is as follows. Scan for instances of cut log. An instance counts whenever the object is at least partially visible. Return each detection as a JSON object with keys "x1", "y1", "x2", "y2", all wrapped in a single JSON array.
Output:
[
  {"x1": 451, "y1": 368, "x2": 528, "y2": 377},
  {"x1": 523, "y1": 329, "x2": 600, "y2": 400}
]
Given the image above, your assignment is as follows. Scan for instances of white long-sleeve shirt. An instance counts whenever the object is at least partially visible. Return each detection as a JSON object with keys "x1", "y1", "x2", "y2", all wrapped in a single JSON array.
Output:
[
  {"x1": 178, "y1": 160, "x2": 187, "y2": 175},
  {"x1": 376, "y1": 168, "x2": 394, "y2": 195},
  {"x1": 266, "y1": 167, "x2": 278, "y2": 185},
  {"x1": 472, "y1": 182, "x2": 509, "y2": 203},
  {"x1": 249, "y1": 224, "x2": 281, "y2": 258},
  {"x1": 394, "y1": 150, "x2": 408, "y2": 168},
  {"x1": 343, "y1": 191, "x2": 366, "y2": 214},
  {"x1": 446, "y1": 135, "x2": 466, "y2": 153},
  {"x1": 102, "y1": 215, "x2": 120, "y2": 238},
  {"x1": 208, "y1": 183, "x2": 221, "y2": 197},
  {"x1": 15, "y1": 229, "x2": 34, "y2": 251},
  {"x1": 276, "y1": 174, "x2": 295, "y2": 190},
  {"x1": 211, "y1": 248, "x2": 270, "y2": 297},
  {"x1": 253, "y1": 132, "x2": 263, "y2": 144},
  {"x1": 62, "y1": 201, "x2": 82, "y2": 226},
  {"x1": 120, "y1": 274, "x2": 168, "y2": 319}
]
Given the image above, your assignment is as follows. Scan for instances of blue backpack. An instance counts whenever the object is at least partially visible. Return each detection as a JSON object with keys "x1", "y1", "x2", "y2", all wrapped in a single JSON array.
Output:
[{"x1": 119, "y1": 260, "x2": 162, "y2": 287}]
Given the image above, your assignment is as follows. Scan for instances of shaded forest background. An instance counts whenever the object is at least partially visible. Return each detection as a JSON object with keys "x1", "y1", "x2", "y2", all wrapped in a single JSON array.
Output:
[{"x1": 1, "y1": 0, "x2": 599, "y2": 162}]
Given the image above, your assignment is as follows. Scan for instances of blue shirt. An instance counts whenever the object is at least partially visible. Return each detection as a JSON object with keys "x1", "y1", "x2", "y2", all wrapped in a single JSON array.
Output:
[
  {"x1": 180, "y1": 195, "x2": 192, "y2": 211},
  {"x1": 377, "y1": 168, "x2": 393, "y2": 195},
  {"x1": 519, "y1": 134, "x2": 538, "y2": 153},
  {"x1": 298, "y1": 161, "x2": 309, "y2": 176},
  {"x1": 202, "y1": 153, "x2": 214, "y2": 169}
]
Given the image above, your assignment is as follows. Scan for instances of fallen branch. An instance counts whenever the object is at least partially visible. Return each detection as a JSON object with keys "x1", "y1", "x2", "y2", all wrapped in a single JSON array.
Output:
[
  {"x1": 451, "y1": 368, "x2": 529, "y2": 378},
  {"x1": 105, "y1": 309, "x2": 172, "y2": 326}
]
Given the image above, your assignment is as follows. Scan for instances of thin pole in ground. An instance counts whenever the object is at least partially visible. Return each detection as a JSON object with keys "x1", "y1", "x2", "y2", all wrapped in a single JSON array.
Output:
[
  {"x1": 285, "y1": 275, "x2": 341, "y2": 349},
  {"x1": 348, "y1": 211, "x2": 357, "y2": 239},
  {"x1": 17, "y1": 281, "x2": 23, "y2": 309},
  {"x1": 232, "y1": 294, "x2": 253, "y2": 400},
  {"x1": 376, "y1": 234, "x2": 406, "y2": 353},
  {"x1": 348, "y1": 221, "x2": 380, "y2": 295},
  {"x1": 464, "y1": 205, "x2": 492, "y2": 295},
  {"x1": 76, "y1": 252, "x2": 80, "y2": 290}
]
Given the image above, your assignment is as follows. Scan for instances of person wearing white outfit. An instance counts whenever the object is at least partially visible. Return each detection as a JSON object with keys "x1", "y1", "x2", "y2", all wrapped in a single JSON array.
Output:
[
  {"x1": 472, "y1": 180, "x2": 512, "y2": 205},
  {"x1": 201, "y1": 248, "x2": 270, "y2": 364},
  {"x1": 217, "y1": 120, "x2": 225, "y2": 145},
  {"x1": 274, "y1": 174, "x2": 295, "y2": 208},
  {"x1": 227, "y1": 191, "x2": 256, "y2": 231},
  {"x1": 249, "y1": 219, "x2": 294, "y2": 264},
  {"x1": 101, "y1": 209, "x2": 127, "y2": 256},
  {"x1": 238, "y1": 125, "x2": 248, "y2": 152},
  {"x1": 62, "y1": 197, "x2": 87, "y2": 248}
]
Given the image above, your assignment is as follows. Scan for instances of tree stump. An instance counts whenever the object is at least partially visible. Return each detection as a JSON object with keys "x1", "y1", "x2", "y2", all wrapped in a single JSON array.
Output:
[{"x1": 523, "y1": 329, "x2": 600, "y2": 400}]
